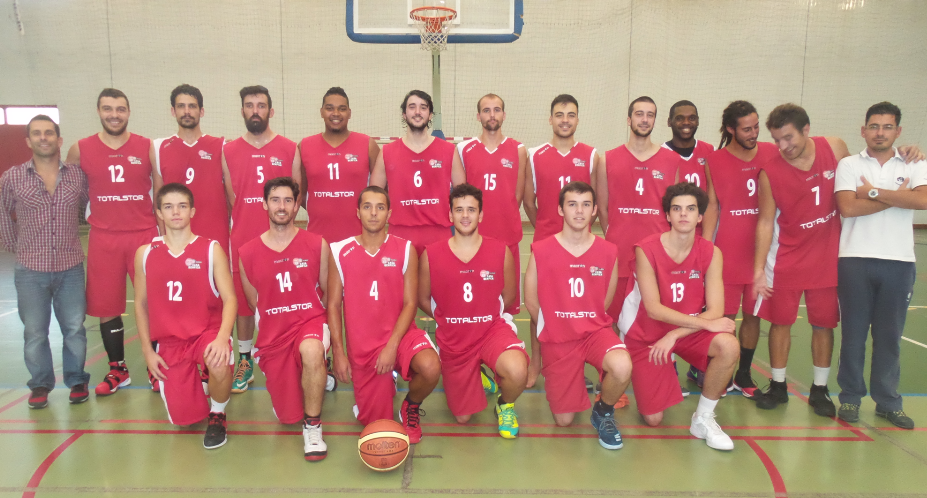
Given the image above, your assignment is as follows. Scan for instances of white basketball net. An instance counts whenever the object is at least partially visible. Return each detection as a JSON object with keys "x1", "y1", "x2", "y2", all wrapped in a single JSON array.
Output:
[{"x1": 410, "y1": 8, "x2": 457, "y2": 52}]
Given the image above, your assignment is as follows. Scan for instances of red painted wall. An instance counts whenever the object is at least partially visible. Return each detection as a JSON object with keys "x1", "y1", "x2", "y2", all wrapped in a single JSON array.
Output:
[{"x1": 0, "y1": 125, "x2": 33, "y2": 176}]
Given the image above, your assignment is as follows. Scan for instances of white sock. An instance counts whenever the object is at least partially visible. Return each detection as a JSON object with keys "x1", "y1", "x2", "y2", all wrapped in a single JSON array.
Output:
[
  {"x1": 695, "y1": 395, "x2": 719, "y2": 418},
  {"x1": 812, "y1": 366, "x2": 830, "y2": 387},
  {"x1": 238, "y1": 339, "x2": 253, "y2": 354},
  {"x1": 771, "y1": 368, "x2": 787, "y2": 383},
  {"x1": 211, "y1": 397, "x2": 228, "y2": 413}
]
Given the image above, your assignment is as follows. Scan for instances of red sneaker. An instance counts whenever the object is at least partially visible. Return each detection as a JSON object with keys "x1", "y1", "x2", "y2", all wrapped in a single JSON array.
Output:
[
  {"x1": 69, "y1": 384, "x2": 89, "y2": 404},
  {"x1": 28, "y1": 387, "x2": 50, "y2": 409},
  {"x1": 95, "y1": 362, "x2": 131, "y2": 396},
  {"x1": 147, "y1": 369, "x2": 160, "y2": 393},
  {"x1": 399, "y1": 399, "x2": 424, "y2": 444}
]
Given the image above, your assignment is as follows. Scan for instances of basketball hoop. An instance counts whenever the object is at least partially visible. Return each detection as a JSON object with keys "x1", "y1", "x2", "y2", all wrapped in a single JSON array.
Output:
[{"x1": 410, "y1": 6, "x2": 457, "y2": 52}]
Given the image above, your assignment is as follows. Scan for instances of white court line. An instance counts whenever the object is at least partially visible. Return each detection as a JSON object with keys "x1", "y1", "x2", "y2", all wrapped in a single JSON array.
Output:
[
  {"x1": 902, "y1": 336, "x2": 927, "y2": 349},
  {"x1": 0, "y1": 309, "x2": 18, "y2": 318}
]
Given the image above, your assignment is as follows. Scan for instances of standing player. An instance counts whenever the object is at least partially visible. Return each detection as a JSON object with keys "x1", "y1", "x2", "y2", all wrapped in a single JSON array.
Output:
[
  {"x1": 223, "y1": 85, "x2": 302, "y2": 395},
  {"x1": 328, "y1": 187, "x2": 441, "y2": 443},
  {"x1": 370, "y1": 90, "x2": 465, "y2": 255},
  {"x1": 524, "y1": 182, "x2": 632, "y2": 450},
  {"x1": 418, "y1": 184, "x2": 528, "y2": 438},
  {"x1": 239, "y1": 177, "x2": 332, "y2": 460},
  {"x1": 66, "y1": 88, "x2": 160, "y2": 397},
  {"x1": 597, "y1": 96, "x2": 680, "y2": 321},
  {"x1": 701, "y1": 101, "x2": 778, "y2": 397},
  {"x1": 299, "y1": 87, "x2": 380, "y2": 243},
  {"x1": 457, "y1": 94, "x2": 527, "y2": 316},
  {"x1": 663, "y1": 100, "x2": 715, "y2": 189},
  {"x1": 617, "y1": 183, "x2": 739, "y2": 450},
  {"x1": 135, "y1": 183, "x2": 236, "y2": 449},
  {"x1": 752, "y1": 104, "x2": 850, "y2": 417},
  {"x1": 153, "y1": 84, "x2": 229, "y2": 253},
  {"x1": 524, "y1": 94, "x2": 599, "y2": 244}
]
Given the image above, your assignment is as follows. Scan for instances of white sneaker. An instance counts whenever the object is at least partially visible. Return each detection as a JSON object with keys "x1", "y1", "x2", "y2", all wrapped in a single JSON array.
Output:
[
  {"x1": 326, "y1": 374, "x2": 337, "y2": 392},
  {"x1": 303, "y1": 422, "x2": 328, "y2": 461},
  {"x1": 690, "y1": 412, "x2": 734, "y2": 451}
]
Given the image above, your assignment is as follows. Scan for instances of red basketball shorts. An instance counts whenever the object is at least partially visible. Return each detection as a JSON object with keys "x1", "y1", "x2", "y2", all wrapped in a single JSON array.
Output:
[
  {"x1": 86, "y1": 226, "x2": 159, "y2": 317},
  {"x1": 350, "y1": 327, "x2": 436, "y2": 425},
  {"x1": 254, "y1": 315, "x2": 330, "y2": 424},
  {"x1": 754, "y1": 286, "x2": 839, "y2": 328},
  {"x1": 505, "y1": 243, "x2": 522, "y2": 315},
  {"x1": 724, "y1": 283, "x2": 758, "y2": 317},
  {"x1": 439, "y1": 319, "x2": 527, "y2": 418},
  {"x1": 627, "y1": 331, "x2": 718, "y2": 416},
  {"x1": 157, "y1": 331, "x2": 233, "y2": 426},
  {"x1": 539, "y1": 327, "x2": 625, "y2": 415}
]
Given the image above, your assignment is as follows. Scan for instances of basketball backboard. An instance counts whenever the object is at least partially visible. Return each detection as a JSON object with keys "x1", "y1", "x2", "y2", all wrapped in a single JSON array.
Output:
[{"x1": 346, "y1": 0, "x2": 523, "y2": 44}]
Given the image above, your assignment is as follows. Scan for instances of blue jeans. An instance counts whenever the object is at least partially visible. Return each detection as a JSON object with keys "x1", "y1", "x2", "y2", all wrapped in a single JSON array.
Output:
[{"x1": 15, "y1": 262, "x2": 90, "y2": 390}]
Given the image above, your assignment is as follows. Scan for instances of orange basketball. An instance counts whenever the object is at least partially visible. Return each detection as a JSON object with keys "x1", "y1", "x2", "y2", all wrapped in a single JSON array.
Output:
[{"x1": 357, "y1": 419, "x2": 410, "y2": 472}]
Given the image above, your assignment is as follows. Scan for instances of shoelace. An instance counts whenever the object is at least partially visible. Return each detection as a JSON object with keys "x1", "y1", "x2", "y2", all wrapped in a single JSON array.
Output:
[
  {"x1": 405, "y1": 405, "x2": 424, "y2": 428},
  {"x1": 207, "y1": 413, "x2": 225, "y2": 427},
  {"x1": 305, "y1": 424, "x2": 324, "y2": 445},
  {"x1": 233, "y1": 360, "x2": 249, "y2": 382},
  {"x1": 889, "y1": 410, "x2": 909, "y2": 418},
  {"x1": 701, "y1": 412, "x2": 725, "y2": 436},
  {"x1": 599, "y1": 414, "x2": 619, "y2": 436},
  {"x1": 499, "y1": 405, "x2": 516, "y2": 426}
]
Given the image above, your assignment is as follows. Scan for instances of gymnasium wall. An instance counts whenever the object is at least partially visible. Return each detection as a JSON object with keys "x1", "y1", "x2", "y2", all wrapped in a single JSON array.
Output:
[{"x1": 2, "y1": 0, "x2": 925, "y2": 215}]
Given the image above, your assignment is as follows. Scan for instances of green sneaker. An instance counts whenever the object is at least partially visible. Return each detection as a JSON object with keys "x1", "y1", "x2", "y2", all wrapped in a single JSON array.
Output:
[
  {"x1": 231, "y1": 356, "x2": 254, "y2": 394},
  {"x1": 481, "y1": 366, "x2": 498, "y2": 394},
  {"x1": 495, "y1": 399, "x2": 519, "y2": 439}
]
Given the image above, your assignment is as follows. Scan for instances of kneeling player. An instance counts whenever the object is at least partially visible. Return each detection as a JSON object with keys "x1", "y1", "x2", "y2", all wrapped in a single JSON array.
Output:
[
  {"x1": 618, "y1": 183, "x2": 739, "y2": 450},
  {"x1": 135, "y1": 183, "x2": 237, "y2": 449},
  {"x1": 419, "y1": 184, "x2": 528, "y2": 438},
  {"x1": 328, "y1": 186, "x2": 441, "y2": 443},
  {"x1": 524, "y1": 181, "x2": 632, "y2": 450},
  {"x1": 238, "y1": 177, "x2": 332, "y2": 461}
]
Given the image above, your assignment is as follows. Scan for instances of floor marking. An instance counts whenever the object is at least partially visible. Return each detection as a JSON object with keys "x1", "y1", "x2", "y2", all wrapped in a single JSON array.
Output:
[
  {"x1": 856, "y1": 418, "x2": 927, "y2": 466},
  {"x1": 0, "y1": 308, "x2": 18, "y2": 318},
  {"x1": 902, "y1": 336, "x2": 927, "y2": 349},
  {"x1": 745, "y1": 438, "x2": 788, "y2": 498},
  {"x1": 0, "y1": 394, "x2": 30, "y2": 415},
  {"x1": 401, "y1": 443, "x2": 415, "y2": 489},
  {"x1": 23, "y1": 432, "x2": 83, "y2": 498}
]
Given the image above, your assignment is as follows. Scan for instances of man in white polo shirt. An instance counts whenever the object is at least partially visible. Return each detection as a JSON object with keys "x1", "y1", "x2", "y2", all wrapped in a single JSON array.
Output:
[{"x1": 834, "y1": 102, "x2": 927, "y2": 430}]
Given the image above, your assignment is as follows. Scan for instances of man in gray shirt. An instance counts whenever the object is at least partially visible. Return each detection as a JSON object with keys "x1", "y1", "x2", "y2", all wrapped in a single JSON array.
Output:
[{"x1": 834, "y1": 102, "x2": 927, "y2": 429}]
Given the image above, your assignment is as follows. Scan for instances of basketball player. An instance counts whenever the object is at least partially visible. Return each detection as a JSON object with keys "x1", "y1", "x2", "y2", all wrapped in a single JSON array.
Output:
[
  {"x1": 701, "y1": 101, "x2": 778, "y2": 398},
  {"x1": 152, "y1": 84, "x2": 229, "y2": 254},
  {"x1": 299, "y1": 87, "x2": 380, "y2": 243},
  {"x1": 134, "y1": 183, "x2": 236, "y2": 449},
  {"x1": 66, "y1": 88, "x2": 159, "y2": 397},
  {"x1": 524, "y1": 181, "x2": 632, "y2": 450},
  {"x1": 524, "y1": 94, "x2": 599, "y2": 245},
  {"x1": 456, "y1": 94, "x2": 526, "y2": 316},
  {"x1": 617, "y1": 183, "x2": 739, "y2": 451},
  {"x1": 222, "y1": 85, "x2": 301, "y2": 395},
  {"x1": 597, "y1": 96, "x2": 681, "y2": 323},
  {"x1": 418, "y1": 184, "x2": 528, "y2": 438},
  {"x1": 663, "y1": 100, "x2": 715, "y2": 189},
  {"x1": 751, "y1": 104, "x2": 849, "y2": 417},
  {"x1": 238, "y1": 177, "x2": 331, "y2": 461},
  {"x1": 328, "y1": 187, "x2": 441, "y2": 443},
  {"x1": 370, "y1": 90, "x2": 465, "y2": 255},
  {"x1": 754, "y1": 104, "x2": 924, "y2": 416}
]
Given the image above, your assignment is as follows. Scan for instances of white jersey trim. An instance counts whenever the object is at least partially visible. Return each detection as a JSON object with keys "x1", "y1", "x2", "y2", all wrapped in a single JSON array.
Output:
[
  {"x1": 527, "y1": 144, "x2": 547, "y2": 194},
  {"x1": 456, "y1": 139, "x2": 476, "y2": 171},
  {"x1": 764, "y1": 208, "x2": 782, "y2": 288},
  {"x1": 208, "y1": 239, "x2": 219, "y2": 298},
  {"x1": 152, "y1": 137, "x2": 167, "y2": 177},
  {"x1": 402, "y1": 239, "x2": 411, "y2": 274},
  {"x1": 329, "y1": 237, "x2": 355, "y2": 287},
  {"x1": 589, "y1": 148, "x2": 597, "y2": 176},
  {"x1": 616, "y1": 276, "x2": 642, "y2": 341}
]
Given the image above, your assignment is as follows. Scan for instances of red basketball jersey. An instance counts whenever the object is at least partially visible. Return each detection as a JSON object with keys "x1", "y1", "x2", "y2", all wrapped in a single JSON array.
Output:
[
  {"x1": 239, "y1": 229, "x2": 326, "y2": 354},
  {"x1": 618, "y1": 233, "x2": 714, "y2": 345},
  {"x1": 706, "y1": 142, "x2": 779, "y2": 285},
  {"x1": 665, "y1": 140, "x2": 715, "y2": 190},
  {"x1": 381, "y1": 138, "x2": 455, "y2": 228},
  {"x1": 532, "y1": 235, "x2": 617, "y2": 343},
  {"x1": 224, "y1": 135, "x2": 297, "y2": 270},
  {"x1": 78, "y1": 133, "x2": 157, "y2": 231},
  {"x1": 426, "y1": 236, "x2": 508, "y2": 354},
  {"x1": 761, "y1": 137, "x2": 840, "y2": 290},
  {"x1": 528, "y1": 142, "x2": 596, "y2": 243},
  {"x1": 143, "y1": 236, "x2": 222, "y2": 341},
  {"x1": 331, "y1": 234, "x2": 416, "y2": 365},
  {"x1": 458, "y1": 138, "x2": 524, "y2": 246},
  {"x1": 300, "y1": 132, "x2": 370, "y2": 242},
  {"x1": 154, "y1": 135, "x2": 229, "y2": 249},
  {"x1": 604, "y1": 146, "x2": 680, "y2": 278}
]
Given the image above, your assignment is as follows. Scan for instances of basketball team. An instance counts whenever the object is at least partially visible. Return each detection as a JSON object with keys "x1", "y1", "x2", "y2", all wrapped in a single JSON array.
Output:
[{"x1": 2, "y1": 85, "x2": 924, "y2": 459}]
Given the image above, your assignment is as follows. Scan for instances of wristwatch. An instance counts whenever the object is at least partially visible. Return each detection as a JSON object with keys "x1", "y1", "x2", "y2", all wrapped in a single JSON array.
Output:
[{"x1": 869, "y1": 188, "x2": 880, "y2": 199}]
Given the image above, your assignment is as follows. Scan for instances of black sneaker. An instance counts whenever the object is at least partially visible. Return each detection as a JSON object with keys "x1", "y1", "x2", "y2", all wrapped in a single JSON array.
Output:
[
  {"x1": 733, "y1": 369, "x2": 759, "y2": 398},
  {"x1": 876, "y1": 409, "x2": 915, "y2": 430},
  {"x1": 755, "y1": 380, "x2": 788, "y2": 410},
  {"x1": 838, "y1": 403, "x2": 860, "y2": 423},
  {"x1": 808, "y1": 385, "x2": 836, "y2": 417},
  {"x1": 69, "y1": 384, "x2": 89, "y2": 404},
  {"x1": 28, "y1": 387, "x2": 50, "y2": 409},
  {"x1": 204, "y1": 412, "x2": 228, "y2": 449}
]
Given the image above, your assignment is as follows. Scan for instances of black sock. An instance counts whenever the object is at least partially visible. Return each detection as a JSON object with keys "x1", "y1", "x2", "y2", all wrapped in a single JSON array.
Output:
[
  {"x1": 497, "y1": 396, "x2": 509, "y2": 406},
  {"x1": 593, "y1": 399, "x2": 614, "y2": 417},
  {"x1": 404, "y1": 395, "x2": 421, "y2": 406},
  {"x1": 738, "y1": 347, "x2": 756, "y2": 372},
  {"x1": 100, "y1": 318, "x2": 125, "y2": 363},
  {"x1": 303, "y1": 413, "x2": 321, "y2": 427},
  {"x1": 240, "y1": 351, "x2": 251, "y2": 361}
]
